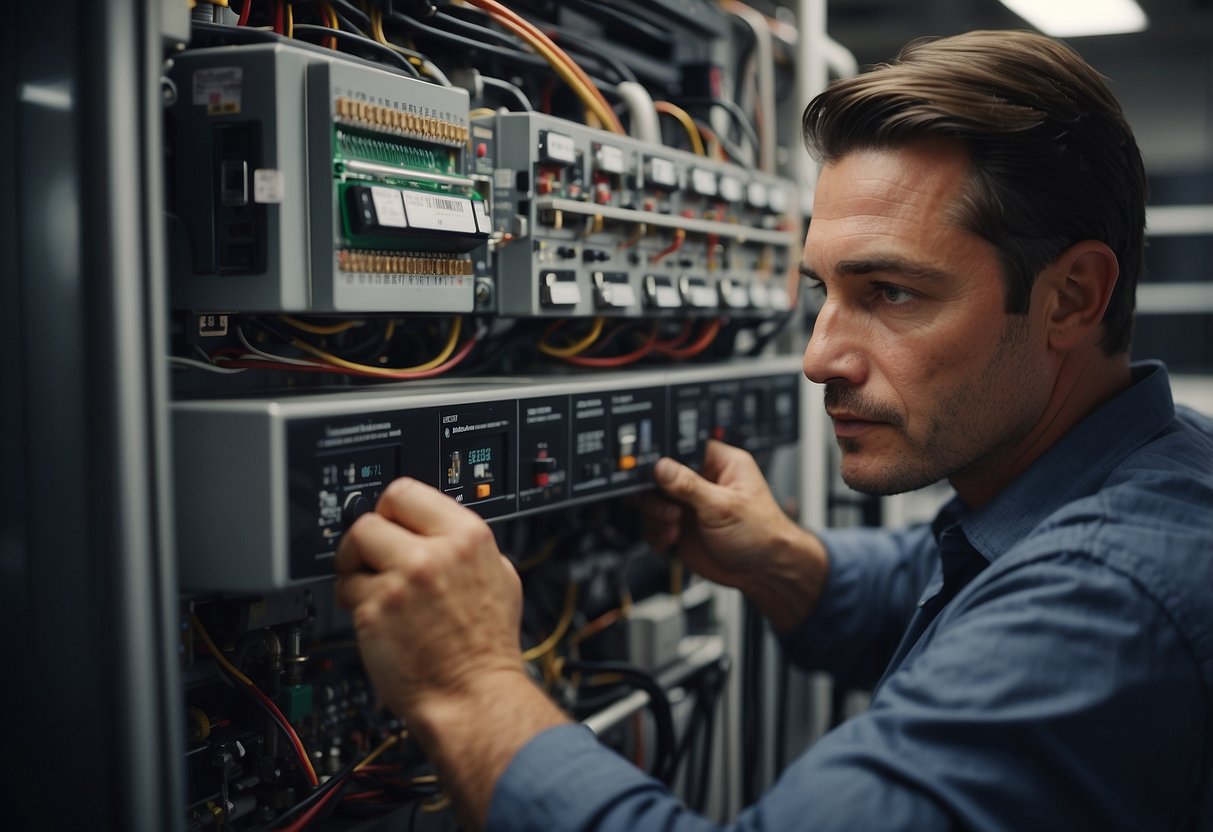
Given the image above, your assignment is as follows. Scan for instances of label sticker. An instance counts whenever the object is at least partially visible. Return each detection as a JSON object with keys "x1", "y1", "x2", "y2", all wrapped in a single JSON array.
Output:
[
  {"x1": 648, "y1": 157, "x2": 678, "y2": 188},
  {"x1": 747, "y1": 181, "x2": 768, "y2": 208},
  {"x1": 253, "y1": 169, "x2": 284, "y2": 204},
  {"x1": 371, "y1": 186, "x2": 408, "y2": 228},
  {"x1": 494, "y1": 168, "x2": 514, "y2": 189},
  {"x1": 193, "y1": 66, "x2": 243, "y2": 115},
  {"x1": 691, "y1": 168, "x2": 718, "y2": 196},
  {"x1": 473, "y1": 200, "x2": 492, "y2": 233},
  {"x1": 595, "y1": 144, "x2": 625, "y2": 174},
  {"x1": 719, "y1": 176, "x2": 743, "y2": 202},
  {"x1": 542, "y1": 131, "x2": 577, "y2": 164},
  {"x1": 402, "y1": 191, "x2": 476, "y2": 233}
]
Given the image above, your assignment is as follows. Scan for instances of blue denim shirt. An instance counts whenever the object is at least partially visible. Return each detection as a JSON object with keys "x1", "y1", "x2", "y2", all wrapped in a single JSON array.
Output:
[{"x1": 488, "y1": 362, "x2": 1213, "y2": 831}]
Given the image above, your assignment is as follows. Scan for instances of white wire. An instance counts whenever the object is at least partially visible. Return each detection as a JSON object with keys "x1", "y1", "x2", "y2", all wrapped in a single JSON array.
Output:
[
  {"x1": 237, "y1": 326, "x2": 321, "y2": 367},
  {"x1": 168, "y1": 356, "x2": 248, "y2": 374}
]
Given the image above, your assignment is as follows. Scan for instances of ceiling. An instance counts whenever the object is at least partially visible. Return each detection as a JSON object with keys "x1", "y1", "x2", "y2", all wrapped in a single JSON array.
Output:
[{"x1": 818, "y1": 0, "x2": 1213, "y2": 173}]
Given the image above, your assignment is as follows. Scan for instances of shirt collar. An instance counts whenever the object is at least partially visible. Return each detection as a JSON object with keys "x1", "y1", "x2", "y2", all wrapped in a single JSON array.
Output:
[{"x1": 948, "y1": 361, "x2": 1175, "y2": 563}]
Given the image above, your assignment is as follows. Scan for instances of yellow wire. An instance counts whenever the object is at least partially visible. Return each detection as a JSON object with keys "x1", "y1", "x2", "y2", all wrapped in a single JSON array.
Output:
[
  {"x1": 515, "y1": 535, "x2": 560, "y2": 572},
  {"x1": 291, "y1": 317, "x2": 462, "y2": 375},
  {"x1": 189, "y1": 613, "x2": 254, "y2": 686},
  {"x1": 470, "y1": 107, "x2": 497, "y2": 120},
  {"x1": 465, "y1": 0, "x2": 623, "y2": 134},
  {"x1": 354, "y1": 731, "x2": 405, "y2": 771},
  {"x1": 368, "y1": 8, "x2": 432, "y2": 75},
  {"x1": 521, "y1": 582, "x2": 579, "y2": 662},
  {"x1": 286, "y1": 3, "x2": 294, "y2": 38},
  {"x1": 655, "y1": 101, "x2": 706, "y2": 156},
  {"x1": 279, "y1": 315, "x2": 359, "y2": 336},
  {"x1": 538, "y1": 317, "x2": 605, "y2": 358}
]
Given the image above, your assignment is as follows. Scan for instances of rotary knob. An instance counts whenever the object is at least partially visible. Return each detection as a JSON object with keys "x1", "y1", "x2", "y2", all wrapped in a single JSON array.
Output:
[{"x1": 342, "y1": 491, "x2": 373, "y2": 527}]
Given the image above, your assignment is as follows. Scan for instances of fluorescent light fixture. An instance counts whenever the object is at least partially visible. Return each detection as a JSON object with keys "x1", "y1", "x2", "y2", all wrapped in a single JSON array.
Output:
[{"x1": 998, "y1": 0, "x2": 1148, "y2": 37}]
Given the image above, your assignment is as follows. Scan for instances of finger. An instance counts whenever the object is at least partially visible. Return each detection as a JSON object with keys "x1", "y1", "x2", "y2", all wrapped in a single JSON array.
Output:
[
  {"x1": 334, "y1": 571, "x2": 379, "y2": 609},
  {"x1": 335, "y1": 511, "x2": 418, "y2": 575},
  {"x1": 375, "y1": 476, "x2": 476, "y2": 537},
  {"x1": 653, "y1": 456, "x2": 721, "y2": 512},
  {"x1": 701, "y1": 438, "x2": 752, "y2": 482}
]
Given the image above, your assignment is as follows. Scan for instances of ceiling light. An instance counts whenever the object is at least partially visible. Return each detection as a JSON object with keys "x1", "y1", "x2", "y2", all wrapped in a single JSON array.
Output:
[{"x1": 998, "y1": 0, "x2": 1148, "y2": 37}]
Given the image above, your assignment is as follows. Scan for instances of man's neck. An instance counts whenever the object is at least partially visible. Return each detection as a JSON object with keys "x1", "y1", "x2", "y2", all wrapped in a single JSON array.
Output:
[{"x1": 950, "y1": 351, "x2": 1133, "y2": 508}]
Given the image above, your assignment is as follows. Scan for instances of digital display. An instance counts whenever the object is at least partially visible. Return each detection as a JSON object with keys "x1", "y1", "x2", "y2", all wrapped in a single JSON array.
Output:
[
  {"x1": 467, "y1": 447, "x2": 492, "y2": 466},
  {"x1": 360, "y1": 463, "x2": 383, "y2": 478}
]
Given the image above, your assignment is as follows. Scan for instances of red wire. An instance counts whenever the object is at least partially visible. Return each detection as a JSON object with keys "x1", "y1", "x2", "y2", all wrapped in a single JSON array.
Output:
[
  {"x1": 247, "y1": 685, "x2": 319, "y2": 787},
  {"x1": 237, "y1": 0, "x2": 253, "y2": 26},
  {"x1": 562, "y1": 325, "x2": 658, "y2": 367},
  {"x1": 655, "y1": 318, "x2": 721, "y2": 359},
  {"x1": 649, "y1": 231, "x2": 685, "y2": 264},
  {"x1": 274, "y1": 0, "x2": 284, "y2": 35},
  {"x1": 278, "y1": 786, "x2": 343, "y2": 832}
]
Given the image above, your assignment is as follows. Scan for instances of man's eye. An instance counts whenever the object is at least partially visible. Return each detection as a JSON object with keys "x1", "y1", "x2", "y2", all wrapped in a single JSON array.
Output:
[
  {"x1": 806, "y1": 278, "x2": 826, "y2": 296},
  {"x1": 877, "y1": 284, "x2": 915, "y2": 305}
]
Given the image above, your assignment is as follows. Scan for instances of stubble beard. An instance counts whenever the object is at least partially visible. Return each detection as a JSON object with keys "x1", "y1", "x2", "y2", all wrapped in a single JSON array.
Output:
[{"x1": 831, "y1": 314, "x2": 1035, "y2": 497}]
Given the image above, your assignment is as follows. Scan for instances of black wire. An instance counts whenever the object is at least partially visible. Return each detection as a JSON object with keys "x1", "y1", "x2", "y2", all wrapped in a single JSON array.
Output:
[
  {"x1": 741, "y1": 600, "x2": 764, "y2": 805},
  {"x1": 389, "y1": 11, "x2": 549, "y2": 71},
  {"x1": 679, "y1": 96, "x2": 761, "y2": 160},
  {"x1": 547, "y1": 27, "x2": 639, "y2": 85},
  {"x1": 434, "y1": 7, "x2": 525, "y2": 51},
  {"x1": 290, "y1": 24, "x2": 422, "y2": 78},
  {"x1": 330, "y1": 0, "x2": 372, "y2": 33},
  {"x1": 263, "y1": 757, "x2": 359, "y2": 831},
  {"x1": 481, "y1": 75, "x2": 534, "y2": 111},
  {"x1": 745, "y1": 307, "x2": 796, "y2": 357},
  {"x1": 564, "y1": 660, "x2": 676, "y2": 785}
]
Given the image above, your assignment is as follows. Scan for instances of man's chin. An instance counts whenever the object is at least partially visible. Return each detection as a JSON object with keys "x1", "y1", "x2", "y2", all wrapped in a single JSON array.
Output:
[{"x1": 839, "y1": 457, "x2": 943, "y2": 497}]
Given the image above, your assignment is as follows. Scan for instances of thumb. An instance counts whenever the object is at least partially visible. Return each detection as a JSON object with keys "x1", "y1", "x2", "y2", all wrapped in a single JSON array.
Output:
[{"x1": 653, "y1": 457, "x2": 718, "y2": 511}]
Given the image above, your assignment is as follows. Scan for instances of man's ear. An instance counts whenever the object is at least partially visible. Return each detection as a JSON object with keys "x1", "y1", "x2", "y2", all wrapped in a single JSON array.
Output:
[{"x1": 1043, "y1": 240, "x2": 1119, "y2": 352}]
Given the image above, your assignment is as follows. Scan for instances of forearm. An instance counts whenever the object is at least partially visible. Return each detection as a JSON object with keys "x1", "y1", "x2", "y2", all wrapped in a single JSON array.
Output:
[
  {"x1": 741, "y1": 521, "x2": 830, "y2": 634},
  {"x1": 407, "y1": 666, "x2": 571, "y2": 830}
]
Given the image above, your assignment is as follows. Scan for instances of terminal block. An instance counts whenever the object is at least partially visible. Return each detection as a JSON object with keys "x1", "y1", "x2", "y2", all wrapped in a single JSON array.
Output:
[
  {"x1": 167, "y1": 42, "x2": 484, "y2": 313},
  {"x1": 479, "y1": 111, "x2": 799, "y2": 319}
]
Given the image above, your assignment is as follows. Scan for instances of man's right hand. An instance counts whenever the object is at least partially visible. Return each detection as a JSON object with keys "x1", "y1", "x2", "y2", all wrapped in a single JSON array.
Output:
[{"x1": 643, "y1": 440, "x2": 829, "y2": 632}]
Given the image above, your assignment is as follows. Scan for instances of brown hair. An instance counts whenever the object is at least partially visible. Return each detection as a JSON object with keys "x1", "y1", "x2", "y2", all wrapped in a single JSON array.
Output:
[{"x1": 802, "y1": 30, "x2": 1145, "y2": 355}]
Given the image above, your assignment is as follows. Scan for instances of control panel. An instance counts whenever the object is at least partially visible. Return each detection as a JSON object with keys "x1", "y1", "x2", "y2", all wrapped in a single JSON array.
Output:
[
  {"x1": 173, "y1": 357, "x2": 802, "y2": 590},
  {"x1": 480, "y1": 111, "x2": 800, "y2": 319}
]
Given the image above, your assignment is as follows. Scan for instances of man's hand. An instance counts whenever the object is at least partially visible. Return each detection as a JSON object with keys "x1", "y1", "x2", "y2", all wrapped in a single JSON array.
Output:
[
  {"x1": 334, "y1": 477, "x2": 525, "y2": 719},
  {"x1": 644, "y1": 440, "x2": 829, "y2": 633},
  {"x1": 334, "y1": 477, "x2": 568, "y2": 829}
]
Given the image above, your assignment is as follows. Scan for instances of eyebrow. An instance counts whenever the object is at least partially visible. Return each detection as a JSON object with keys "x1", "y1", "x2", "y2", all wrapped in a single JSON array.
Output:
[{"x1": 800, "y1": 257, "x2": 952, "y2": 283}]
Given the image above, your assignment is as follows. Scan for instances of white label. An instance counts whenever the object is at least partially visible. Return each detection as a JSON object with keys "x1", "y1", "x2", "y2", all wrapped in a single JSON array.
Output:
[
  {"x1": 648, "y1": 158, "x2": 678, "y2": 188},
  {"x1": 370, "y1": 186, "x2": 408, "y2": 228},
  {"x1": 595, "y1": 144, "x2": 625, "y2": 174},
  {"x1": 542, "y1": 132, "x2": 576, "y2": 164},
  {"x1": 473, "y1": 199, "x2": 492, "y2": 233},
  {"x1": 494, "y1": 168, "x2": 514, "y2": 189},
  {"x1": 747, "y1": 181, "x2": 768, "y2": 208},
  {"x1": 401, "y1": 191, "x2": 476, "y2": 233},
  {"x1": 719, "y1": 176, "x2": 743, "y2": 202},
  {"x1": 691, "y1": 169, "x2": 717, "y2": 196},
  {"x1": 252, "y1": 169, "x2": 283, "y2": 203},
  {"x1": 193, "y1": 66, "x2": 242, "y2": 114},
  {"x1": 768, "y1": 186, "x2": 788, "y2": 214}
]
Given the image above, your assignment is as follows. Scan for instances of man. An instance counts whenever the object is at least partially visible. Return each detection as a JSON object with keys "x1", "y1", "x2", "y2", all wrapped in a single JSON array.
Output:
[{"x1": 335, "y1": 30, "x2": 1213, "y2": 831}]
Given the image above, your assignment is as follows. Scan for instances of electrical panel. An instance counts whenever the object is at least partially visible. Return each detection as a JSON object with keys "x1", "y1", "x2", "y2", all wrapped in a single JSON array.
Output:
[
  {"x1": 167, "y1": 42, "x2": 485, "y2": 313},
  {"x1": 479, "y1": 111, "x2": 799, "y2": 318},
  {"x1": 173, "y1": 357, "x2": 802, "y2": 591}
]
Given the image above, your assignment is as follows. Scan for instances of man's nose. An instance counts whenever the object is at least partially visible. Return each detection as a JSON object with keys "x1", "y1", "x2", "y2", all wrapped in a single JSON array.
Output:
[{"x1": 802, "y1": 301, "x2": 866, "y2": 386}]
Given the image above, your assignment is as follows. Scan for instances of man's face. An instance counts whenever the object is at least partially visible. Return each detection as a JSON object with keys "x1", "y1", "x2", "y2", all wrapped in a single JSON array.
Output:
[{"x1": 801, "y1": 140, "x2": 1053, "y2": 500}]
